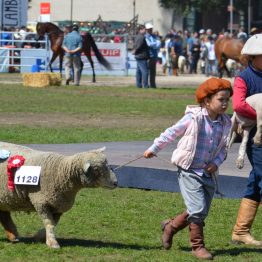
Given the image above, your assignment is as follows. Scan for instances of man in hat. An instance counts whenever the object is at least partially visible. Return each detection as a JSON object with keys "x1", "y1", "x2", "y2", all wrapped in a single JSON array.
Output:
[
  {"x1": 231, "y1": 33, "x2": 262, "y2": 247},
  {"x1": 133, "y1": 25, "x2": 149, "y2": 88},
  {"x1": 145, "y1": 22, "x2": 161, "y2": 88},
  {"x1": 62, "y1": 23, "x2": 82, "y2": 86}
]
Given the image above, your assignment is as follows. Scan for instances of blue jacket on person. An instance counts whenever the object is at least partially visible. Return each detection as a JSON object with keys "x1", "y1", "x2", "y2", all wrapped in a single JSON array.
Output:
[
  {"x1": 145, "y1": 33, "x2": 161, "y2": 59},
  {"x1": 62, "y1": 30, "x2": 83, "y2": 57}
]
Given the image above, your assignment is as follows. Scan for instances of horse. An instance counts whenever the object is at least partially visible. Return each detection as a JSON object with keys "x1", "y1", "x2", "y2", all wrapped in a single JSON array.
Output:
[
  {"x1": 214, "y1": 36, "x2": 248, "y2": 78},
  {"x1": 35, "y1": 22, "x2": 112, "y2": 82}
]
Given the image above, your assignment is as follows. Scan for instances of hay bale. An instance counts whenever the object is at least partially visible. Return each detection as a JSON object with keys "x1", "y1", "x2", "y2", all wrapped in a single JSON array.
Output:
[
  {"x1": 22, "y1": 73, "x2": 62, "y2": 87},
  {"x1": 49, "y1": 73, "x2": 62, "y2": 86}
]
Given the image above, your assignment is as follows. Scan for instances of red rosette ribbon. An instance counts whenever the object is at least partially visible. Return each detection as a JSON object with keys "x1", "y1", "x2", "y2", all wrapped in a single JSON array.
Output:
[{"x1": 7, "y1": 155, "x2": 25, "y2": 191}]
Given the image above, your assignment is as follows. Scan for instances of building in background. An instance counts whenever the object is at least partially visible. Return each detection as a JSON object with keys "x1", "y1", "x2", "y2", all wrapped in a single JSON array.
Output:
[
  {"x1": 28, "y1": 0, "x2": 178, "y2": 36},
  {"x1": 27, "y1": 0, "x2": 262, "y2": 35}
]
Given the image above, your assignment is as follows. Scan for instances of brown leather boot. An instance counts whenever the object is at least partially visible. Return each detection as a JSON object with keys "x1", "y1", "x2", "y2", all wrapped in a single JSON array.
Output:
[
  {"x1": 189, "y1": 223, "x2": 213, "y2": 260},
  {"x1": 161, "y1": 211, "x2": 189, "y2": 250},
  {"x1": 232, "y1": 198, "x2": 262, "y2": 246}
]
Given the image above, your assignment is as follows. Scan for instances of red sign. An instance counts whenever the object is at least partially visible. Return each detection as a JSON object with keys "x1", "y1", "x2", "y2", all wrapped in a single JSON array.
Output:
[
  {"x1": 89, "y1": 49, "x2": 121, "y2": 57},
  {"x1": 40, "y1": 2, "x2": 51, "y2": 14}
]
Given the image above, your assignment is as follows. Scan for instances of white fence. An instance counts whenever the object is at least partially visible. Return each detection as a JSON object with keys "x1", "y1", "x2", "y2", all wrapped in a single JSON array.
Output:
[{"x1": 0, "y1": 32, "x2": 136, "y2": 75}]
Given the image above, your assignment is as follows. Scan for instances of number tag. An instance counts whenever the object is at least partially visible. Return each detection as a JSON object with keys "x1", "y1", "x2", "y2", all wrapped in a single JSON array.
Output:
[{"x1": 14, "y1": 166, "x2": 41, "y2": 185}]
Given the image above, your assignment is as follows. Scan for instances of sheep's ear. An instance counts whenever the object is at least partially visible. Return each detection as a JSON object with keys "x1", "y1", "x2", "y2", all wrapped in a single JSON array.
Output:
[
  {"x1": 97, "y1": 146, "x2": 106, "y2": 152},
  {"x1": 83, "y1": 162, "x2": 91, "y2": 173},
  {"x1": 89, "y1": 147, "x2": 106, "y2": 153}
]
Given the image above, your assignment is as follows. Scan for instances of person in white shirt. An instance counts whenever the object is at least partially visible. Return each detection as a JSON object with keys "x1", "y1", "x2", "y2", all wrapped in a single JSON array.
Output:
[{"x1": 205, "y1": 36, "x2": 217, "y2": 76}]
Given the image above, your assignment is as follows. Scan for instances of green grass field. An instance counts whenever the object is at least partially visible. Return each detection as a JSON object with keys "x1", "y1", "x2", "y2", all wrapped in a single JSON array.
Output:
[
  {"x1": 0, "y1": 189, "x2": 261, "y2": 261},
  {"x1": 0, "y1": 83, "x2": 197, "y2": 143},
  {"x1": 0, "y1": 81, "x2": 258, "y2": 261}
]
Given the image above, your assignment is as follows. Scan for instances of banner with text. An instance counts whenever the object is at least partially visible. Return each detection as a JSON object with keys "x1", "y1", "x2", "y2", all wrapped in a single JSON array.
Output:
[
  {"x1": 0, "y1": 0, "x2": 28, "y2": 28},
  {"x1": 52, "y1": 42, "x2": 128, "y2": 76}
]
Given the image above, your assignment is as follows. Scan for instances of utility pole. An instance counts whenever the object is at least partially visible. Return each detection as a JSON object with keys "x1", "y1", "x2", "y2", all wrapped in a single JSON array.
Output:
[
  {"x1": 230, "y1": 0, "x2": 233, "y2": 35},
  {"x1": 133, "y1": 0, "x2": 136, "y2": 36},
  {"x1": 248, "y1": 0, "x2": 251, "y2": 34},
  {"x1": 70, "y1": 0, "x2": 73, "y2": 24}
]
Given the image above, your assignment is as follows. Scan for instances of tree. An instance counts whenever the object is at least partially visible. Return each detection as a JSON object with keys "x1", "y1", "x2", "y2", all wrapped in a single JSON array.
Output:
[{"x1": 158, "y1": 0, "x2": 248, "y2": 15}]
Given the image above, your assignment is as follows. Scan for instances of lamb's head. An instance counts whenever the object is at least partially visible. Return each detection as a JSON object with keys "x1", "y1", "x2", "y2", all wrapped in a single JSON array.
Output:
[{"x1": 79, "y1": 147, "x2": 117, "y2": 189}]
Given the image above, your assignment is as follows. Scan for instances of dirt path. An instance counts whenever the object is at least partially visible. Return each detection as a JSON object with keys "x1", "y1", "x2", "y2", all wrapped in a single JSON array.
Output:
[{"x1": 0, "y1": 72, "x2": 233, "y2": 88}]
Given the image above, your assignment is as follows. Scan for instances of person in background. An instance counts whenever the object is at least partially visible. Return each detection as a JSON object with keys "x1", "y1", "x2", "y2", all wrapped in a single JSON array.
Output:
[
  {"x1": 144, "y1": 77, "x2": 232, "y2": 260},
  {"x1": 145, "y1": 22, "x2": 161, "y2": 88},
  {"x1": 205, "y1": 36, "x2": 216, "y2": 76},
  {"x1": 133, "y1": 25, "x2": 149, "y2": 88},
  {"x1": 237, "y1": 27, "x2": 248, "y2": 41},
  {"x1": 169, "y1": 34, "x2": 183, "y2": 76},
  {"x1": 162, "y1": 33, "x2": 172, "y2": 75},
  {"x1": 189, "y1": 33, "x2": 201, "y2": 74},
  {"x1": 62, "y1": 23, "x2": 82, "y2": 86},
  {"x1": 231, "y1": 33, "x2": 262, "y2": 247},
  {"x1": 1, "y1": 28, "x2": 12, "y2": 46}
]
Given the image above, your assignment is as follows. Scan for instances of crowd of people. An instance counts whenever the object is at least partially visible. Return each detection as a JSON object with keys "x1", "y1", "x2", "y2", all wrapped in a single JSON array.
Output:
[
  {"x1": 132, "y1": 23, "x2": 261, "y2": 89},
  {"x1": 0, "y1": 26, "x2": 36, "y2": 48},
  {"x1": 157, "y1": 26, "x2": 260, "y2": 79}
]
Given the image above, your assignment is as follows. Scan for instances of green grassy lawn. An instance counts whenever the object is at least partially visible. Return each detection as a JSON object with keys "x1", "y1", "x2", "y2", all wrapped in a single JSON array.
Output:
[
  {"x1": 0, "y1": 83, "x2": 199, "y2": 144},
  {"x1": 0, "y1": 188, "x2": 261, "y2": 261}
]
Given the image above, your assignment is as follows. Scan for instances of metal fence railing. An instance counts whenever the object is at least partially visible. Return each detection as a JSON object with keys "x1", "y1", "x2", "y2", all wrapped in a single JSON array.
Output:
[{"x1": 0, "y1": 32, "x2": 49, "y2": 73}]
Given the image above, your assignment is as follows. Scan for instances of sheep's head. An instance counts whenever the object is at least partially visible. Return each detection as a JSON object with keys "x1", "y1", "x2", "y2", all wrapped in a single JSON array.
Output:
[{"x1": 80, "y1": 148, "x2": 117, "y2": 189}]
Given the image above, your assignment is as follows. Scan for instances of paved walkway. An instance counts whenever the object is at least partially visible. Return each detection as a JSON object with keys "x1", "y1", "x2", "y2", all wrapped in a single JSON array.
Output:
[{"x1": 26, "y1": 141, "x2": 251, "y2": 199}]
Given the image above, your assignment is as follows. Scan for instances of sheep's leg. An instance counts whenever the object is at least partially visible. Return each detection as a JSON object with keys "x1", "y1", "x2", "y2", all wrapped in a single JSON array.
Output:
[
  {"x1": 228, "y1": 131, "x2": 237, "y2": 149},
  {"x1": 0, "y1": 211, "x2": 19, "y2": 242},
  {"x1": 36, "y1": 206, "x2": 60, "y2": 248},
  {"x1": 34, "y1": 213, "x2": 62, "y2": 243},
  {"x1": 227, "y1": 113, "x2": 237, "y2": 149},
  {"x1": 253, "y1": 117, "x2": 262, "y2": 145},
  {"x1": 236, "y1": 129, "x2": 250, "y2": 169}
]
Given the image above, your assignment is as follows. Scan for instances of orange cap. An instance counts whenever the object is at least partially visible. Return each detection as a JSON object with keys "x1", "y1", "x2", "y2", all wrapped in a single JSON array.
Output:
[{"x1": 195, "y1": 77, "x2": 232, "y2": 103}]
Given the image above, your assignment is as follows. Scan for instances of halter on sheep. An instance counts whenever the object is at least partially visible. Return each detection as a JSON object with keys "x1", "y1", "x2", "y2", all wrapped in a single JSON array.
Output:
[{"x1": 0, "y1": 142, "x2": 117, "y2": 248}]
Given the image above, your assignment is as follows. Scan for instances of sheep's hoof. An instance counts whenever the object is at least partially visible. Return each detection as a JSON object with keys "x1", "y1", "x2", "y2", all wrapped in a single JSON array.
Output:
[
  {"x1": 236, "y1": 158, "x2": 244, "y2": 169},
  {"x1": 9, "y1": 237, "x2": 19, "y2": 243},
  {"x1": 47, "y1": 239, "x2": 60, "y2": 249},
  {"x1": 6, "y1": 232, "x2": 19, "y2": 243}
]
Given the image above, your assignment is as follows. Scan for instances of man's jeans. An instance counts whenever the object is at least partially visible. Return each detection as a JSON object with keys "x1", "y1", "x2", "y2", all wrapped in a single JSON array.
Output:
[
  {"x1": 178, "y1": 168, "x2": 215, "y2": 224},
  {"x1": 136, "y1": 59, "x2": 148, "y2": 88}
]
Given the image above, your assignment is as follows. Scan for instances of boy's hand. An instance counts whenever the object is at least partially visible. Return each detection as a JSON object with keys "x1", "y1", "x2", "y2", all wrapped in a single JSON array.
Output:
[
  {"x1": 143, "y1": 150, "x2": 155, "y2": 158},
  {"x1": 205, "y1": 163, "x2": 218, "y2": 174}
]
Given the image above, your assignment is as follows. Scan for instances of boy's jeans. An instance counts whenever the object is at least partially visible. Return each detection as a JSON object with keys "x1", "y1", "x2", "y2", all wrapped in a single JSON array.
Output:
[{"x1": 178, "y1": 168, "x2": 215, "y2": 224}]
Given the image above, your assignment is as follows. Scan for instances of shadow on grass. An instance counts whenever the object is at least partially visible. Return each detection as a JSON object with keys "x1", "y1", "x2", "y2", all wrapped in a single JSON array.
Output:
[
  {"x1": 179, "y1": 245, "x2": 262, "y2": 257},
  {"x1": 212, "y1": 246, "x2": 262, "y2": 256},
  {"x1": 0, "y1": 237, "x2": 161, "y2": 250}
]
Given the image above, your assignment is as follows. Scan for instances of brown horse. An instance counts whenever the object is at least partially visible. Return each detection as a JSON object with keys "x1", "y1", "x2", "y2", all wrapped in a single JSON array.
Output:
[
  {"x1": 214, "y1": 36, "x2": 248, "y2": 78},
  {"x1": 36, "y1": 22, "x2": 111, "y2": 82}
]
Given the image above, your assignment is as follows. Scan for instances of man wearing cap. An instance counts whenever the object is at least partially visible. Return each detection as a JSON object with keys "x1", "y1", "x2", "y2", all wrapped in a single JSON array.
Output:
[
  {"x1": 145, "y1": 22, "x2": 161, "y2": 88},
  {"x1": 62, "y1": 23, "x2": 82, "y2": 86},
  {"x1": 231, "y1": 34, "x2": 262, "y2": 247},
  {"x1": 133, "y1": 25, "x2": 149, "y2": 88}
]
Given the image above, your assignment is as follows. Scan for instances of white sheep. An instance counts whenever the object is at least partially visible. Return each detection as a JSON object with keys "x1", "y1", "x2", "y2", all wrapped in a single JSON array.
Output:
[
  {"x1": 178, "y1": 55, "x2": 186, "y2": 74},
  {"x1": 227, "y1": 93, "x2": 262, "y2": 169},
  {"x1": 0, "y1": 142, "x2": 117, "y2": 248}
]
